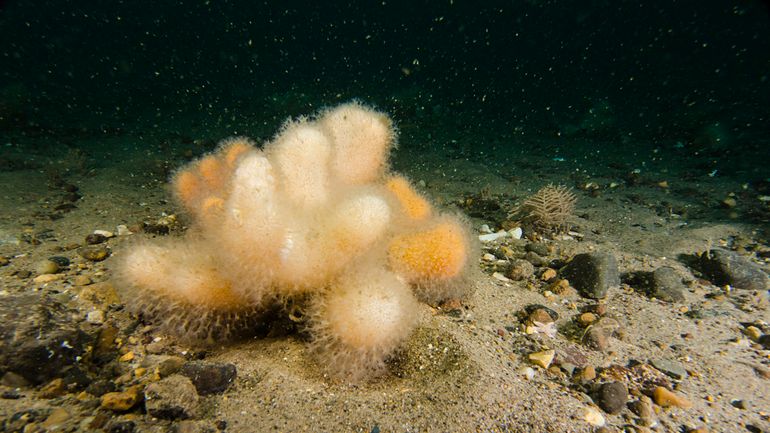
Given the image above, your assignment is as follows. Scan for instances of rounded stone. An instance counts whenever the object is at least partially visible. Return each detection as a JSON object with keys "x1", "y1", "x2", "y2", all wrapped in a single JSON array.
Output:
[
  {"x1": 597, "y1": 381, "x2": 628, "y2": 414},
  {"x1": 507, "y1": 260, "x2": 535, "y2": 280},
  {"x1": 79, "y1": 246, "x2": 110, "y2": 262},
  {"x1": 85, "y1": 233, "x2": 107, "y2": 245},
  {"x1": 36, "y1": 260, "x2": 60, "y2": 275}
]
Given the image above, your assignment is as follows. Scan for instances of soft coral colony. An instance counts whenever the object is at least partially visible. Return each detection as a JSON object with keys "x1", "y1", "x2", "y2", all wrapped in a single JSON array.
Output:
[{"x1": 116, "y1": 102, "x2": 475, "y2": 381}]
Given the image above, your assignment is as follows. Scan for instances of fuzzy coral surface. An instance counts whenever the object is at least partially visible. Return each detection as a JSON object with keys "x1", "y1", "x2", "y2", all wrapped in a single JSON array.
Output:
[{"x1": 116, "y1": 102, "x2": 475, "y2": 381}]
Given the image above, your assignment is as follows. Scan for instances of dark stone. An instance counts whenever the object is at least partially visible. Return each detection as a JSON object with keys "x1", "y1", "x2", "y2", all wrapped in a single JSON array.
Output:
[
  {"x1": 3, "y1": 409, "x2": 50, "y2": 432},
  {"x1": 525, "y1": 242, "x2": 550, "y2": 257},
  {"x1": 524, "y1": 251, "x2": 547, "y2": 267},
  {"x1": 560, "y1": 252, "x2": 620, "y2": 299},
  {"x1": 180, "y1": 361, "x2": 237, "y2": 395},
  {"x1": 596, "y1": 381, "x2": 628, "y2": 414},
  {"x1": 143, "y1": 223, "x2": 170, "y2": 235},
  {"x1": 524, "y1": 304, "x2": 559, "y2": 321},
  {"x1": 106, "y1": 420, "x2": 136, "y2": 433},
  {"x1": 625, "y1": 268, "x2": 686, "y2": 302},
  {"x1": 144, "y1": 375, "x2": 199, "y2": 420},
  {"x1": 78, "y1": 245, "x2": 110, "y2": 261},
  {"x1": 0, "y1": 294, "x2": 93, "y2": 384},
  {"x1": 698, "y1": 249, "x2": 768, "y2": 291},
  {"x1": 63, "y1": 192, "x2": 82, "y2": 202},
  {"x1": 506, "y1": 259, "x2": 535, "y2": 281},
  {"x1": 759, "y1": 334, "x2": 770, "y2": 350},
  {"x1": 61, "y1": 364, "x2": 92, "y2": 390},
  {"x1": 557, "y1": 344, "x2": 589, "y2": 368},
  {"x1": 62, "y1": 183, "x2": 79, "y2": 193},
  {"x1": 86, "y1": 379, "x2": 116, "y2": 397},
  {"x1": 582, "y1": 317, "x2": 620, "y2": 352},
  {"x1": 650, "y1": 267, "x2": 686, "y2": 302},
  {"x1": 54, "y1": 203, "x2": 77, "y2": 212},
  {"x1": 85, "y1": 233, "x2": 107, "y2": 245},
  {"x1": 47, "y1": 256, "x2": 71, "y2": 267},
  {"x1": 650, "y1": 358, "x2": 687, "y2": 380},
  {"x1": 1, "y1": 390, "x2": 21, "y2": 399},
  {"x1": 584, "y1": 326, "x2": 610, "y2": 351}
]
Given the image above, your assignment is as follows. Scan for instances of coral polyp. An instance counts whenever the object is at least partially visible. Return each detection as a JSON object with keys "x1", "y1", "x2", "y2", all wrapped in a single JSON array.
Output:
[{"x1": 115, "y1": 102, "x2": 475, "y2": 381}]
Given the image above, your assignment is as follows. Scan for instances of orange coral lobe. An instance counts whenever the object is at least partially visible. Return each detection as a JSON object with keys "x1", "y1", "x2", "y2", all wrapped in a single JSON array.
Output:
[
  {"x1": 386, "y1": 176, "x2": 432, "y2": 220},
  {"x1": 223, "y1": 140, "x2": 252, "y2": 166},
  {"x1": 174, "y1": 170, "x2": 200, "y2": 209},
  {"x1": 201, "y1": 196, "x2": 224, "y2": 214},
  {"x1": 198, "y1": 155, "x2": 225, "y2": 190},
  {"x1": 387, "y1": 221, "x2": 468, "y2": 281}
]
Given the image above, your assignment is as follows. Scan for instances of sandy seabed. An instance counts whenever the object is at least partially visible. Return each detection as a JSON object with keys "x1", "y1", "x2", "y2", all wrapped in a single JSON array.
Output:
[{"x1": 0, "y1": 120, "x2": 768, "y2": 433}]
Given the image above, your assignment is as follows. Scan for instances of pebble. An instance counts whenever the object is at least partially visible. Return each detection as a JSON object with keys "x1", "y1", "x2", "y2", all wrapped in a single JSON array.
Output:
[
  {"x1": 73, "y1": 275, "x2": 93, "y2": 286},
  {"x1": 100, "y1": 385, "x2": 143, "y2": 411},
  {"x1": 79, "y1": 245, "x2": 110, "y2": 261},
  {"x1": 528, "y1": 310, "x2": 554, "y2": 326},
  {"x1": 650, "y1": 267, "x2": 686, "y2": 302},
  {"x1": 119, "y1": 351, "x2": 135, "y2": 362},
  {"x1": 577, "y1": 312, "x2": 598, "y2": 326},
  {"x1": 525, "y1": 242, "x2": 550, "y2": 257},
  {"x1": 1, "y1": 390, "x2": 21, "y2": 399},
  {"x1": 85, "y1": 233, "x2": 107, "y2": 245},
  {"x1": 584, "y1": 325, "x2": 610, "y2": 351},
  {"x1": 492, "y1": 272, "x2": 511, "y2": 282},
  {"x1": 483, "y1": 253, "x2": 497, "y2": 261},
  {"x1": 41, "y1": 407, "x2": 71, "y2": 430},
  {"x1": 652, "y1": 386, "x2": 692, "y2": 409},
  {"x1": 524, "y1": 251, "x2": 548, "y2": 267},
  {"x1": 479, "y1": 231, "x2": 508, "y2": 242},
  {"x1": 525, "y1": 304, "x2": 559, "y2": 322},
  {"x1": 510, "y1": 227, "x2": 523, "y2": 239},
  {"x1": 39, "y1": 378, "x2": 66, "y2": 398},
  {"x1": 117, "y1": 225, "x2": 133, "y2": 236},
  {"x1": 33, "y1": 273, "x2": 62, "y2": 284},
  {"x1": 86, "y1": 310, "x2": 106, "y2": 325},
  {"x1": 540, "y1": 268, "x2": 557, "y2": 281},
  {"x1": 93, "y1": 229, "x2": 115, "y2": 238},
  {"x1": 760, "y1": 334, "x2": 770, "y2": 350},
  {"x1": 651, "y1": 358, "x2": 688, "y2": 380},
  {"x1": 48, "y1": 256, "x2": 70, "y2": 267},
  {"x1": 750, "y1": 363, "x2": 770, "y2": 379},
  {"x1": 629, "y1": 396, "x2": 655, "y2": 425},
  {"x1": 596, "y1": 381, "x2": 628, "y2": 414},
  {"x1": 731, "y1": 399, "x2": 748, "y2": 410},
  {"x1": 521, "y1": 366, "x2": 535, "y2": 380},
  {"x1": 582, "y1": 406, "x2": 606, "y2": 427},
  {"x1": 576, "y1": 365, "x2": 596, "y2": 382},
  {"x1": 743, "y1": 326, "x2": 762, "y2": 342},
  {"x1": 142, "y1": 355, "x2": 185, "y2": 378},
  {"x1": 560, "y1": 252, "x2": 620, "y2": 299},
  {"x1": 144, "y1": 375, "x2": 199, "y2": 420},
  {"x1": 35, "y1": 259, "x2": 60, "y2": 275},
  {"x1": 528, "y1": 349, "x2": 555, "y2": 369},
  {"x1": 0, "y1": 256, "x2": 9, "y2": 266},
  {"x1": 180, "y1": 361, "x2": 237, "y2": 395},
  {"x1": 78, "y1": 281, "x2": 121, "y2": 305},
  {"x1": 506, "y1": 260, "x2": 535, "y2": 281},
  {"x1": 1, "y1": 372, "x2": 29, "y2": 387}
]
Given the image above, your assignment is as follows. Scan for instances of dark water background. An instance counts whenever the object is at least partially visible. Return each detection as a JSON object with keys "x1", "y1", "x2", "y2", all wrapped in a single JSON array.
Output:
[{"x1": 1, "y1": 0, "x2": 769, "y2": 181}]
